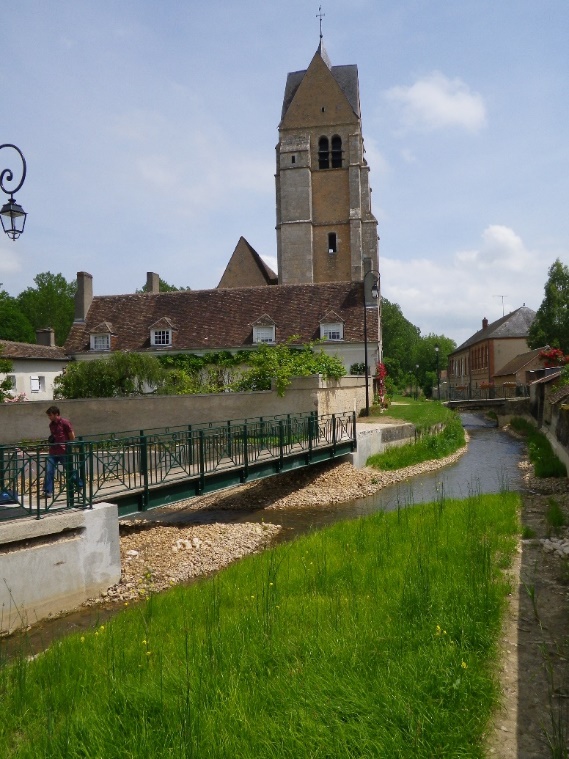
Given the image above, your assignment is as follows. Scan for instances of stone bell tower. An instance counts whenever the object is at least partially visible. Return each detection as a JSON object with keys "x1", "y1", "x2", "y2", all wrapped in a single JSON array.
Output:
[{"x1": 276, "y1": 40, "x2": 379, "y2": 285}]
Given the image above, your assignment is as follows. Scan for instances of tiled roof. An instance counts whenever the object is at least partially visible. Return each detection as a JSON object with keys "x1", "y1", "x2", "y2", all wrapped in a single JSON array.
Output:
[
  {"x1": 0, "y1": 339, "x2": 68, "y2": 361},
  {"x1": 451, "y1": 306, "x2": 536, "y2": 354},
  {"x1": 493, "y1": 347, "x2": 547, "y2": 377},
  {"x1": 65, "y1": 281, "x2": 375, "y2": 355},
  {"x1": 549, "y1": 385, "x2": 569, "y2": 405}
]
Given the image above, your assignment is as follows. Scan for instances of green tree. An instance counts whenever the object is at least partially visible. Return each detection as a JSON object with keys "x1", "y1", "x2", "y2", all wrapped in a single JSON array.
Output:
[
  {"x1": 54, "y1": 352, "x2": 167, "y2": 399},
  {"x1": 0, "y1": 286, "x2": 35, "y2": 342},
  {"x1": 17, "y1": 272, "x2": 75, "y2": 346},
  {"x1": 233, "y1": 340, "x2": 346, "y2": 396},
  {"x1": 381, "y1": 298, "x2": 421, "y2": 387},
  {"x1": 528, "y1": 259, "x2": 569, "y2": 353},
  {"x1": 414, "y1": 334, "x2": 456, "y2": 397},
  {"x1": 138, "y1": 278, "x2": 191, "y2": 293}
]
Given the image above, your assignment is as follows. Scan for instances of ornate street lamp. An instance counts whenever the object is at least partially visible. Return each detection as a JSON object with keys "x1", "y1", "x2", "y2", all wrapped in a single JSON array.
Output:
[
  {"x1": 362, "y1": 269, "x2": 380, "y2": 416},
  {"x1": 0, "y1": 144, "x2": 27, "y2": 240}
]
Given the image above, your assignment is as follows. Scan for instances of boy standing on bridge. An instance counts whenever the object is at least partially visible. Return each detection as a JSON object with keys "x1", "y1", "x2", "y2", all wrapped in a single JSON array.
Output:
[{"x1": 43, "y1": 405, "x2": 80, "y2": 498}]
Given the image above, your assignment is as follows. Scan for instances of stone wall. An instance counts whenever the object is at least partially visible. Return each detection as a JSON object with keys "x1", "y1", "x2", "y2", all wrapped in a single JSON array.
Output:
[{"x1": 0, "y1": 376, "x2": 366, "y2": 444}]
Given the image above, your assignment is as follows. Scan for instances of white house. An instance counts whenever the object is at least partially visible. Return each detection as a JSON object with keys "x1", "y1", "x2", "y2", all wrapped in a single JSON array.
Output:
[{"x1": 0, "y1": 330, "x2": 69, "y2": 402}]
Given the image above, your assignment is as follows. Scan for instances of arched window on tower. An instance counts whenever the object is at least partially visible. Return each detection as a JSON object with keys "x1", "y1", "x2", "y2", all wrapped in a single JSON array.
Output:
[
  {"x1": 331, "y1": 135, "x2": 343, "y2": 168},
  {"x1": 318, "y1": 136, "x2": 329, "y2": 169}
]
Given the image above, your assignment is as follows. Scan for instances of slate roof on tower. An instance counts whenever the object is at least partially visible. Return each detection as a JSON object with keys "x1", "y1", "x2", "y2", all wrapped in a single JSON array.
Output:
[{"x1": 280, "y1": 43, "x2": 360, "y2": 121}]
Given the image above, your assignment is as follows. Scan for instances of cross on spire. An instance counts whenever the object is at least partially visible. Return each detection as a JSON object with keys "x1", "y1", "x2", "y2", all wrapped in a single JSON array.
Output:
[{"x1": 317, "y1": 5, "x2": 325, "y2": 39}]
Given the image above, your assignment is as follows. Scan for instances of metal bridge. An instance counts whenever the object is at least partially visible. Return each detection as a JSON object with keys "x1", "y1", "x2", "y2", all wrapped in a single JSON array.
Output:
[{"x1": 0, "y1": 411, "x2": 357, "y2": 520}]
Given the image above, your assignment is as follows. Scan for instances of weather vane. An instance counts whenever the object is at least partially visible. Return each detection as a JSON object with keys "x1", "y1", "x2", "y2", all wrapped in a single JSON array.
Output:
[{"x1": 317, "y1": 5, "x2": 325, "y2": 39}]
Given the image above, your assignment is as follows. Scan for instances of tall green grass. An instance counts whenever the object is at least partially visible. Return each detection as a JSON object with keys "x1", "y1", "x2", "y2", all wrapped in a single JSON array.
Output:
[
  {"x1": 370, "y1": 397, "x2": 455, "y2": 429},
  {"x1": 510, "y1": 417, "x2": 567, "y2": 477},
  {"x1": 0, "y1": 492, "x2": 519, "y2": 758},
  {"x1": 367, "y1": 414, "x2": 466, "y2": 470}
]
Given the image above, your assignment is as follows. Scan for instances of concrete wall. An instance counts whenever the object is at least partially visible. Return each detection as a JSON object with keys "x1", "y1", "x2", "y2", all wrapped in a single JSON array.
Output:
[
  {"x1": 0, "y1": 376, "x2": 367, "y2": 444},
  {"x1": 0, "y1": 502, "x2": 120, "y2": 633},
  {"x1": 350, "y1": 422, "x2": 416, "y2": 468}
]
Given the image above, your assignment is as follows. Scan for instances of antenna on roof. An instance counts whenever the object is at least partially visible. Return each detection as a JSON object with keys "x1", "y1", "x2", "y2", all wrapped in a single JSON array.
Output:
[
  {"x1": 493, "y1": 295, "x2": 508, "y2": 317},
  {"x1": 317, "y1": 5, "x2": 325, "y2": 40}
]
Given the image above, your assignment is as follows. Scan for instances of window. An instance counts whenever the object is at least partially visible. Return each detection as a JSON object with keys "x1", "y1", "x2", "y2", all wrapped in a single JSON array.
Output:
[
  {"x1": 318, "y1": 136, "x2": 329, "y2": 169},
  {"x1": 6, "y1": 375, "x2": 16, "y2": 389},
  {"x1": 90, "y1": 333, "x2": 110, "y2": 351},
  {"x1": 253, "y1": 326, "x2": 275, "y2": 344},
  {"x1": 328, "y1": 232, "x2": 337, "y2": 254},
  {"x1": 320, "y1": 323, "x2": 343, "y2": 341},
  {"x1": 151, "y1": 329, "x2": 172, "y2": 347},
  {"x1": 331, "y1": 135, "x2": 342, "y2": 168},
  {"x1": 291, "y1": 155, "x2": 296, "y2": 164},
  {"x1": 30, "y1": 376, "x2": 45, "y2": 393}
]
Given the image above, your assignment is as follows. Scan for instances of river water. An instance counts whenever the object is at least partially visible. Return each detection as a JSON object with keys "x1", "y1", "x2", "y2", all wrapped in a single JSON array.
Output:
[
  {"x1": 228, "y1": 412, "x2": 525, "y2": 541},
  {"x1": 1, "y1": 413, "x2": 524, "y2": 659}
]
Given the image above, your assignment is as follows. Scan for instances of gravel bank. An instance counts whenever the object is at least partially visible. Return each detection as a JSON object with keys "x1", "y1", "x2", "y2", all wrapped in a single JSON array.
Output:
[{"x1": 87, "y1": 443, "x2": 467, "y2": 606}]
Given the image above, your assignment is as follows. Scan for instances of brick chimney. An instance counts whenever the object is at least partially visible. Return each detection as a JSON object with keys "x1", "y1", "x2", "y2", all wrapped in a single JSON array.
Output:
[
  {"x1": 146, "y1": 272, "x2": 160, "y2": 293},
  {"x1": 36, "y1": 328, "x2": 55, "y2": 347},
  {"x1": 74, "y1": 272, "x2": 93, "y2": 322},
  {"x1": 482, "y1": 317, "x2": 488, "y2": 330}
]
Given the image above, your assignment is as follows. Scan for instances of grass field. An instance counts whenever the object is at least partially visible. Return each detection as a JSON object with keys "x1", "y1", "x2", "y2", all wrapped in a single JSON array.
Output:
[{"x1": 0, "y1": 491, "x2": 519, "y2": 758}]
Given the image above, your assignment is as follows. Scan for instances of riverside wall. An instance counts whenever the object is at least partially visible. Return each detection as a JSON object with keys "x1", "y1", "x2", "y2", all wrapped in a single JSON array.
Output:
[
  {"x1": 0, "y1": 503, "x2": 120, "y2": 634},
  {"x1": 0, "y1": 376, "x2": 366, "y2": 444}
]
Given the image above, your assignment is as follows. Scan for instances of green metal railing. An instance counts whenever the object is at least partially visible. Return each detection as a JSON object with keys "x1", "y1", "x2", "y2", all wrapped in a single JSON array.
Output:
[{"x1": 0, "y1": 411, "x2": 357, "y2": 520}]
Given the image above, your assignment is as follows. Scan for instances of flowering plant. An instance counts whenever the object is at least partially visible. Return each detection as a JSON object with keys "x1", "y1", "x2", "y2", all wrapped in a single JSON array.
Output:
[
  {"x1": 3, "y1": 392, "x2": 28, "y2": 403},
  {"x1": 539, "y1": 348, "x2": 569, "y2": 367}
]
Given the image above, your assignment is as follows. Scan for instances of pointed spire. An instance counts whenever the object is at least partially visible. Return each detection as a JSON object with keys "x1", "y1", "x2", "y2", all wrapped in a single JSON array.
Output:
[{"x1": 317, "y1": 39, "x2": 332, "y2": 69}]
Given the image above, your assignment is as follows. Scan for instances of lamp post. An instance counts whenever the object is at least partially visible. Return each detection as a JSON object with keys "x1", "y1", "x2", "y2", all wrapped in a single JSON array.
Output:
[
  {"x1": 415, "y1": 363, "x2": 419, "y2": 400},
  {"x1": 362, "y1": 269, "x2": 380, "y2": 416},
  {"x1": 435, "y1": 344, "x2": 440, "y2": 400},
  {"x1": 0, "y1": 144, "x2": 27, "y2": 240}
]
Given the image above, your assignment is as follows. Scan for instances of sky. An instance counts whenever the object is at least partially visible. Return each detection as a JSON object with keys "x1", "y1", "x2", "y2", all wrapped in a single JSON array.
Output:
[{"x1": 1, "y1": 0, "x2": 568, "y2": 347}]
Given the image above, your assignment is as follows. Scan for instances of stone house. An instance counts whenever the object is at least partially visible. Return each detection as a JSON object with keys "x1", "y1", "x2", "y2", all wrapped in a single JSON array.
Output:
[
  {"x1": 65, "y1": 271, "x2": 379, "y2": 377},
  {"x1": 0, "y1": 330, "x2": 68, "y2": 402},
  {"x1": 448, "y1": 306, "x2": 536, "y2": 396},
  {"x1": 492, "y1": 347, "x2": 549, "y2": 395}
]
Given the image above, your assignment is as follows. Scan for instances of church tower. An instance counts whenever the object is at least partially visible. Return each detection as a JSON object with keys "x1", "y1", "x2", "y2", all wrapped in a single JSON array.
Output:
[{"x1": 276, "y1": 40, "x2": 378, "y2": 285}]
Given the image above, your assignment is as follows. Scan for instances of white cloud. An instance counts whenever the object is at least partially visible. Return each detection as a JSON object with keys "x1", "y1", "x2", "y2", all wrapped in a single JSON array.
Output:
[
  {"x1": 385, "y1": 71, "x2": 487, "y2": 133},
  {"x1": 381, "y1": 225, "x2": 548, "y2": 345}
]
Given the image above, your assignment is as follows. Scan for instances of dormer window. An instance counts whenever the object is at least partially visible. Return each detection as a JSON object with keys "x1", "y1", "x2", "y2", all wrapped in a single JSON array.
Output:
[
  {"x1": 320, "y1": 311, "x2": 344, "y2": 341},
  {"x1": 253, "y1": 326, "x2": 275, "y2": 344},
  {"x1": 151, "y1": 329, "x2": 172, "y2": 347},
  {"x1": 252, "y1": 314, "x2": 276, "y2": 344},
  {"x1": 149, "y1": 317, "x2": 176, "y2": 348},
  {"x1": 89, "y1": 321, "x2": 113, "y2": 351},
  {"x1": 90, "y1": 334, "x2": 110, "y2": 351},
  {"x1": 321, "y1": 323, "x2": 343, "y2": 341}
]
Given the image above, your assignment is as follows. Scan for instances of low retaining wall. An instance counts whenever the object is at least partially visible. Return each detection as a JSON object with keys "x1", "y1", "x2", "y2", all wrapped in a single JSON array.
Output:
[
  {"x1": 0, "y1": 376, "x2": 366, "y2": 444},
  {"x1": 350, "y1": 423, "x2": 416, "y2": 468},
  {"x1": 0, "y1": 503, "x2": 120, "y2": 634}
]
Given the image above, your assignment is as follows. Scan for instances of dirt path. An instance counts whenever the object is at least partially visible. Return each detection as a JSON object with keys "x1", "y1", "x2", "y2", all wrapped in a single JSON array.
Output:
[{"x1": 487, "y1": 468, "x2": 569, "y2": 758}]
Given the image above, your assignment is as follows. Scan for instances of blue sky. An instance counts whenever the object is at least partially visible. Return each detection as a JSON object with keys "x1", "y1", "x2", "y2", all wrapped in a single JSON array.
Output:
[{"x1": 1, "y1": 0, "x2": 567, "y2": 346}]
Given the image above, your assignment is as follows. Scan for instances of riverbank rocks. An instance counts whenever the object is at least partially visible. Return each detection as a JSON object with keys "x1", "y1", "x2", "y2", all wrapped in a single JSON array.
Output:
[
  {"x1": 85, "y1": 521, "x2": 281, "y2": 605},
  {"x1": 540, "y1": 537, "x2": 569, "y2": 558}
]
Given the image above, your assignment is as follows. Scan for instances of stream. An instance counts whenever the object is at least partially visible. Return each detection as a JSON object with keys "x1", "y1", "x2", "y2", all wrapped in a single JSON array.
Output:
[{"x1": 0, "y1": 413, "x2": 525, "y2": 660}]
